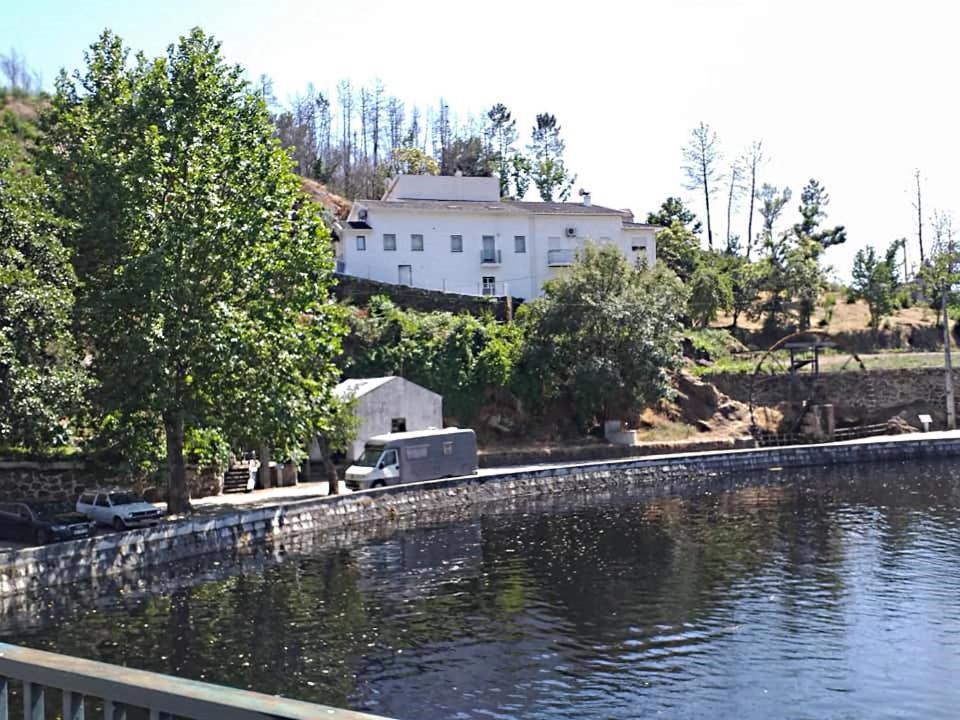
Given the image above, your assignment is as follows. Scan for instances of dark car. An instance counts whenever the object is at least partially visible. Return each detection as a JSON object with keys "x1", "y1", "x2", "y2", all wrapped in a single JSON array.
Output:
[{"x1": 0, "y1": 501, "x2": 96, "y2": 545}]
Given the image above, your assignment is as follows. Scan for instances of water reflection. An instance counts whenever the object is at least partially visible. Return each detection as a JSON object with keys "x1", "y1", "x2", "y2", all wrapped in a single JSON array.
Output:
[{"x1": 6, "y1": 459, "x2": 960, "y2": 719}]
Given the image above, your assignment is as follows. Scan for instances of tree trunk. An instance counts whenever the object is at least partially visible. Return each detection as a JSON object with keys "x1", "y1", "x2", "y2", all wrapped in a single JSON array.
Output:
[
  {"x1": 703, "y1": 173, "x2": 713, "y2": 250},
  {"x1": 317, "y1": 435, "x2": 339, "y2": 496},
  {"x1": 164, "y1": 412, "x2": 191, "y2": 514},
  {"x1": 259, "y1": 445, "x2": 271, "y2": 489}
]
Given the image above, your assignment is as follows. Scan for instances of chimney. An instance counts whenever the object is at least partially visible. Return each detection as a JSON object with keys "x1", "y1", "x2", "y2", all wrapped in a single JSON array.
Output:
[{"x1": 579, "y1": 188, "x2": 591, "y2": 207}]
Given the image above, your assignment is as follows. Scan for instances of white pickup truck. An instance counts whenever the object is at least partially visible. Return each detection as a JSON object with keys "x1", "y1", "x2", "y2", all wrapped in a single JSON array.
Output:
[{"x1": 76, "y1": 490, "x2": 163, "y2": 531}]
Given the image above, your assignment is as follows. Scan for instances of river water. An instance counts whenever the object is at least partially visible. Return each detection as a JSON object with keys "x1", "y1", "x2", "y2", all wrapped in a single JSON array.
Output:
[{"x1": 6, "y1": 459, "x2": 960, "y2": 719}]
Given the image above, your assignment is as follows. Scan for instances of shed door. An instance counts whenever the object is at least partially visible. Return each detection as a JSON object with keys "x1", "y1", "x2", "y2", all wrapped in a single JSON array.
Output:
[{"x1": 398, "y1": 265, "x2": 412, "y2": 285}]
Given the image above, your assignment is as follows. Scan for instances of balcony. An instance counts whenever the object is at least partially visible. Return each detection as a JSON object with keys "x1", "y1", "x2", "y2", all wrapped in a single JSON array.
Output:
[
  {"x1": 547, "y1": 248, "x2": 576, "y2": 266},
  {"x1": 480, "y1": 249, "x2": 502, "y2": 265}
]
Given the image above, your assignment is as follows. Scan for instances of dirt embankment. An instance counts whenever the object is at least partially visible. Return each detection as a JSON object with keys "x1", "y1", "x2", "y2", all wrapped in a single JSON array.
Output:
[{"x1": 477, "y1": 372, "x2": 773, "y2": 465}]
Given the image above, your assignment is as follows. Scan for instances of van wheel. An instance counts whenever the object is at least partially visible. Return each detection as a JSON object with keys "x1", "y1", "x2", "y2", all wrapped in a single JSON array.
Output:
[
  {"x1": 113, "y1": 517, "x2": 126, "y2": 532},
  {"x1": 371, "y1": 480, "x2": 386, "y2": 489}
]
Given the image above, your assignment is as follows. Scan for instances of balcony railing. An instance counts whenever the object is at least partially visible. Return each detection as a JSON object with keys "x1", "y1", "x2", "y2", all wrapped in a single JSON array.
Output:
[
  {"x1": 547, "y1": 248, "x2": 576, "y2": 266},
  {"x1": 480, "y1": 249, "x2": 502, "y2": 264},
  {"x1": 0, "y1": 641, "x2": 390, "y2": 720}
]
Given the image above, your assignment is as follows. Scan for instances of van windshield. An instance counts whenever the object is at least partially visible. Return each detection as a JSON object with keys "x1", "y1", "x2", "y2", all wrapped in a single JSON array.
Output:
[{"x1": 359, "y1": 447, "x2": 384, "y2": 467}]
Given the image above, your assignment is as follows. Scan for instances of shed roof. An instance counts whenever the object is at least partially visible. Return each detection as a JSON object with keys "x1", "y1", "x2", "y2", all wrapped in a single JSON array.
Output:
[
  {"x1": 335, "y1": 376, "x2": 441, "y2": 401},
  {"x1": 335, "y1": 377, "x2": 396, "y2": 399}
]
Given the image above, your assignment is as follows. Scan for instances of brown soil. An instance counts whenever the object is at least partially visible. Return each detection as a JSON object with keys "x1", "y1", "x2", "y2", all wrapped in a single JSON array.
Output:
[
  {"x1": 476, "y1": 372, "x2": 777, "y2": 457},
  {"x1": 300, "y1": 177, "x2": 352, "y2": 219}
]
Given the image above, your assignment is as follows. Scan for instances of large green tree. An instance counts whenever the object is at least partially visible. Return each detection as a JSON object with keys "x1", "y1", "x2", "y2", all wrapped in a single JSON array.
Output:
[
  {"x1": 687, "y1": 255, "x2": 733, "y2": 328},
  {"x1": 528, "y1": 113, "x2": 576, "y2": 202},
  {"x1": 850, "y1": 241, "x2": 900, "y2": 330},
  {"x1": 0, "y1": 126, "x2": 86, "y2": 450},
  {"x1": 646, "y1": 196, "x2": 702, "y2": 235},
  {"x1": 486, "y1": 103, "x2": 517, "y2": 197},
  {"x1": 518, "y1": 244, "x2": 686, "y2": 427},
  {"x1": 45, "y1": 29, "x2": 345, "y2": 511}
]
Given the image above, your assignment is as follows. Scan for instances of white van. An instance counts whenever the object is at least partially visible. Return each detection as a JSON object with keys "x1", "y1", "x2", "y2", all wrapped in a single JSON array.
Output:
[{"x1": 345, "y1": 428, "x2": 477, "y2": 491}]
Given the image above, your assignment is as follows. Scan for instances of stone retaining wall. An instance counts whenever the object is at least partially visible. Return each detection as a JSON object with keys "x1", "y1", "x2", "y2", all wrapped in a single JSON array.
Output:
[
  {"x1": 2, "y1": 433, "x2": 958, "y2": 599},
  {"x1": 0, "y1": 460, "x2": 222, "y2": 503},
  {"x1": 705, "y1": 368, "x2": 960, "y2": 427}
]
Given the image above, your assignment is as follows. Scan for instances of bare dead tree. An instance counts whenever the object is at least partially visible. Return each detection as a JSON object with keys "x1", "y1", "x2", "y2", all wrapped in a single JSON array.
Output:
[
  {"x1": 683, "y1": 122, "x2": 723, "y2": 250},
  {"x1": 0, "y1": 48, "x2": 39, "y2": 93},
  {"x1": 744, "y1": 140, "x2": 764, "y2": 260},
  {"x1": 725, "y1": 156, "x2": 747, "y2": 253},
  {"x1": 914, "y1": 169, "x2": 925, "y2": 266},
  {"x1": 337, "y1": 80, "x2": 354, "y2": 194}
]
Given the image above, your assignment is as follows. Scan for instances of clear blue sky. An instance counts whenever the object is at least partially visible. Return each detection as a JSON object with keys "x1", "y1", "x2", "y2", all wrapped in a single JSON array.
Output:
[{"x1": 6, "y1": 0, "x2": 959, "y2": 279}]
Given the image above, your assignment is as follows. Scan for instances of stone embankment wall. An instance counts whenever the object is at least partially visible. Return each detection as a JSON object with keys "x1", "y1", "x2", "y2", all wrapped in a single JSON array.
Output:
[
  {"x1": 0, "y1": 460, "x2": 221, "y2": 503},
  {"x1": 704, "y1": 368, "x2": 960, "y2": 426},
  {"x1": 334, "y1": 274, "x2": 520, "y2": 320},
  {"x1": 3, "y1": 434, "x2": 960, "y2": 598}
]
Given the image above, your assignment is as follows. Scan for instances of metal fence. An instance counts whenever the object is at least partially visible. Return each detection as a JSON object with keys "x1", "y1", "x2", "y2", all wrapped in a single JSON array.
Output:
[{"x1": 0, "y1": 642, "x2": 388, "y2": 720}]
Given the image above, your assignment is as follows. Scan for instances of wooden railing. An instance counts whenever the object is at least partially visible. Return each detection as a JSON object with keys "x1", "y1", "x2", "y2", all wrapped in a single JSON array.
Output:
[{"x1": 0, "y1": 642, "x2": 389, "y2": 719}]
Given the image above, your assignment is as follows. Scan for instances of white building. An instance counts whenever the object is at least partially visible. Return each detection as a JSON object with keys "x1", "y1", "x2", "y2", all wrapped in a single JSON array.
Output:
[
  {"x1": 337, "y1": 175, "x2": 658, "y2": 299},
  {"x1": 309, "y1": 376, "x2": 443, "y2": 462}
]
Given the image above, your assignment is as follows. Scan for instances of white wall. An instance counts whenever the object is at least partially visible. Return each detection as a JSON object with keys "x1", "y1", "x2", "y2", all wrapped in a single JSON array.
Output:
[
  {"x1": 341, "y1": 208, "x2": 659, "y2": 299},
  {"x1": 350, "y1": 379, "x2": 443, "y2": 461}
]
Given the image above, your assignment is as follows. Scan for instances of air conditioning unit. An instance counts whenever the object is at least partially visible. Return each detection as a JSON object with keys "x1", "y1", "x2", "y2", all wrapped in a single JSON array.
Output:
[
  {"x1": 564, "y1": 226, "x2": 577, "y2": 238},
  {"x1": 358, "y1": 208, "x2": 368, "y2": 220}
]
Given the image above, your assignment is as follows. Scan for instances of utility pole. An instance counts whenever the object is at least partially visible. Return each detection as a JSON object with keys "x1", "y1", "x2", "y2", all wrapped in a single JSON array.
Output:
[
  {"x1": 945, "y1": 215, "x2": 957, "y2": 431},
  {"x1": 943, "y1": 284, "x2": 955, "y2": 429}
]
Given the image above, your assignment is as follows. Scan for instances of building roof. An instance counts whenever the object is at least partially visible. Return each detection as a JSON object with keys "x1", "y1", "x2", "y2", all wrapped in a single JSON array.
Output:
[
  {"x1": 368, "y1": 427, "x2": 472, "y2": 443},
  {"x1": 335, "y1": 376, "x2": 442, "y2": 401},
  {"x1": 623, "y1": 221, "x2": 661, "y2": 230},
  {"x1": 358, "y1": 199, "x2": 522, "y2": 215},
  {"x1": 335, "y1": 377, "x2": 396, "y2": 399},
  {"x1": 353, "y1": 198, "x2": 633, "y2": 218}
]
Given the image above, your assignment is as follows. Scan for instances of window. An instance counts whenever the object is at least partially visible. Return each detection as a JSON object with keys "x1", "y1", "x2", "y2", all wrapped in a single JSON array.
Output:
[
  {"x1": 514, "y1": 235, "x2": 526, "y2": 253},
  {"x1": 411, "y1": 234, "x2": 424, "y2": 251},
  {"x1": 482, "y1": 276, "x2": 497, "y2": 296},
  {"x1": 391, "y1": 418, "x2": 407, "y2": 433},
  {"x1": 356, "y1": 235, "x2": 366, "y2": 251},
  {"x1": 383, "y1": 233, "x2": 397, "y2": 251},
  {"x1": 381, "y1": 450, "x2": 398, "y2": 467},
  {"x1": 443, "y1": 441, "x2": 454, "y2": 456},
  {"x1": 95, "y1": 494, "x2": 110, "y2": 508},
  {"x1": 450, "y1": 234, "x2": 463, "y2": 253},
  {"x1": 405, "y1": 445, "x2": 429, "y2": 460},
  {"x1": 79, "y1": 493, "x2": 95, "y2": 506}
]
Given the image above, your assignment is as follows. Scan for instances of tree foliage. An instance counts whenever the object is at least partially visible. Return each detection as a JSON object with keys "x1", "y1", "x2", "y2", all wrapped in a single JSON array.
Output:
[
  {"x1": 528, "y1": 113, "x2": 576, "y2": 202},
  {"x1": 487, "y1": 103, "x2": 517, "y2": 197},
  {"x1": 653, "y1": 220, "x2": 700, "y2": 283},
  {"x1": 44, "y1": 29, "x2": 345, "y2": 511},
  {"x1": 343, "y1": 297, "x2": 521, "y2": 423},
  {"x1": 687, "y1": 256, "x2": 733, "y2": 328},
  {"x1": 518, "y1": 245, "x2": 686, "y2": 427},
  {"x1": 850, "y1": 242, "x2": 898, "y2": 330},
  {"x1": 0, "y1": 126, "x2": 86, "y2": 449},
  {"x1": 646, "y1": 196, "x2": 702, "y2": 235}
]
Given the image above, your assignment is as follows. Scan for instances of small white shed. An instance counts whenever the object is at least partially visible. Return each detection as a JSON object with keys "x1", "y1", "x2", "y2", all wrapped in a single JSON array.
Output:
[{"x1": 313, "y1": 377, "x2": 443, "y2": 462}]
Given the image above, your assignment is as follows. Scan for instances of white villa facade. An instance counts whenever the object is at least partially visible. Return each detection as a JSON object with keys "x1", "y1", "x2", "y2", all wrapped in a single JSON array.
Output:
[{"x1": 337, "y1": 175, "x2": 658, "y2": 299}]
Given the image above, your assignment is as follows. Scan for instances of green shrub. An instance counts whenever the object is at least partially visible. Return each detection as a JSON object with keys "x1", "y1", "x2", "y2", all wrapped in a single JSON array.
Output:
[{"x1": 184, "y1": 427, "x2": 232, "y2": 472}]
